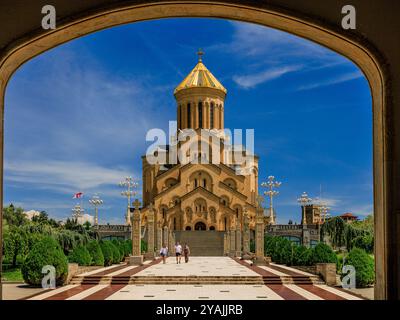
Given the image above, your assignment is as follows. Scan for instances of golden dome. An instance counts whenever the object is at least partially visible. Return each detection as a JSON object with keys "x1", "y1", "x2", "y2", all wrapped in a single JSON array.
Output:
[{"x1": 174, "y1": 51, "x2": 227, "y2": 95}]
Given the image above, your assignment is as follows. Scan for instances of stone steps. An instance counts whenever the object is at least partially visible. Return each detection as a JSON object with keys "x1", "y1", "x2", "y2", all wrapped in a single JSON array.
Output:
[
  {"x1": 175, "y1": 231, "x2": 224, "y2": 256},
  {"x1": 70, "y1": 274, "x2": 324, "y2": 286}
]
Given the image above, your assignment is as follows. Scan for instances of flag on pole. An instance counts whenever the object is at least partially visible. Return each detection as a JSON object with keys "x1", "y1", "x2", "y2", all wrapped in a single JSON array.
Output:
[{"x1": 73, "y1": 192, "x2": 83, "y2": 199}]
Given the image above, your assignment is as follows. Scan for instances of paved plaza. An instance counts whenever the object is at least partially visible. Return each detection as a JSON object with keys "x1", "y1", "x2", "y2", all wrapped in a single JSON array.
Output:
[{"x1": 4, "y1": 257, "x2": 365, "y2": 300}]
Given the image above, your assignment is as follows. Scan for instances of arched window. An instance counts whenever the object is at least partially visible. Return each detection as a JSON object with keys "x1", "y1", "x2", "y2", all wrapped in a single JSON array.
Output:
[
  {"x1": 187, "y1": 103, "x2": 191, "y2": 128},
  {"x1": 203, "y1": 179, "x2": 206, "y2": 188},
  {"x1": 224, "y1": 217, "x2": 227, "y2": 230},
  {"x1": 178, "y1": 105, "x2": 182, "y2": 128},
  {"x1": 173, "y1": 218, "x2": 177, "y2": 230},
  {"x1": 210, "y1": 102, "x2": 214, "y2": 129},
  {"x1": 198, "y1": 101, "x2": 203, "y2": 128},
  {"x1": 194, "y1": 179, "x2": 198, "y2": 188}
]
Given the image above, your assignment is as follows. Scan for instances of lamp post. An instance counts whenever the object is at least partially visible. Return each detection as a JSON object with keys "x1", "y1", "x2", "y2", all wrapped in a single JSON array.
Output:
[
  {"x1": 71, "y1": 204, "x2": 84, "y2": 220},
  {"x1": 119, "y1": 176, "x2": 139, "y2": 225},
  {"x1": 261, "y1": 176, "x2": 281, "y2": 225},
  {"x1": 89, "y1": 194, "x2": 103, "y2": 226},
  {"x1": 320, "y1": 203, "x2": 331, "y2": 223},
  {"x1": 297, "y1": 192, "x2": 312, "y2": 225}
]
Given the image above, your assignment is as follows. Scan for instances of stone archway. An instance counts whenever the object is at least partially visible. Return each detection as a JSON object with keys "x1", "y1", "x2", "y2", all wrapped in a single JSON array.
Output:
[
  {"x1": 0, "y1": 1, "x2": 394, "y2": 300},
  {"x1": 194, "y1": 221, "x2": 207, "y2": 230}
]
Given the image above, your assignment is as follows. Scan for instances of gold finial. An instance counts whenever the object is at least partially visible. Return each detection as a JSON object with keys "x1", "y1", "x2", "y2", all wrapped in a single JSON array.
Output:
[{"x1": 197, "y1": 48, "x2": 204, "y2": 62}]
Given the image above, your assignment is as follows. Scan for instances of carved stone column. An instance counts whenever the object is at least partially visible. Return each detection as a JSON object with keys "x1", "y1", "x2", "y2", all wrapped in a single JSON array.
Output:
[
  {"x1": 169, "y1": 230, "x2": 175, "y2": 255},
  {"x1": 229, "y1": 227, "x2": 236, "y2": 257},
  {"x1": 235, "y1": 219, "x2": 242, "y2": 257},
  {"x1": 146, "y1": 204, "x2": 155, "y2": 259},
  {"x1": 242, "y1": 211, "x2": 251, "y2": 260},
  {"x1": 128, "y1": 199, "x2": 143, "y2": 265},
  {"x1": 223, "y1": 232, "x2": 229, "y2": 255},
  {"x1": 254, "y1": 206, "x2": 265, "y2": 265},
  {"x1": 157, "y1": 221, "x2": 162, "y2": 253},
  {"x1": 163, "y1": 226, "x2": 169, "y2": 249}
]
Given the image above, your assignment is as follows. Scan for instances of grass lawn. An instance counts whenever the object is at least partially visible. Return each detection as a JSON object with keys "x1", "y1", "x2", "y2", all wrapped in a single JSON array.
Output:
[{"x1": 2, "y1": 268, "x2": 24, "y2": 282}]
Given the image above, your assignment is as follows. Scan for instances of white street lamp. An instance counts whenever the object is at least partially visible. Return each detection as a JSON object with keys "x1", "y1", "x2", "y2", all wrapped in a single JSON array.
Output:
[
  {"x1": 297, "y1": 192, "x2": 312, "y2": 225},
  {"x1": 261, "y1": 175, "x2": 281, "y2": 225},
  {"x1": 320, "y1": 203, "x2": 331, "y2": 223},
  {"x1": 119, "y1": 176, "x2": 139, "y2": 225},
  {"x1": 89, "y1": 194, "x2": 103, "y2": 226},
  {"x1": 71, "y1": 204, "x2": 84, "y2": 220}
]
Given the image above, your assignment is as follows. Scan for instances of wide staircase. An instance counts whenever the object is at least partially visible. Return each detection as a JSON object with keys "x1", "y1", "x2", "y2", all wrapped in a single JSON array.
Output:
[{"x1": 174, "y1": 231, "x2": 224, "y2": 256}]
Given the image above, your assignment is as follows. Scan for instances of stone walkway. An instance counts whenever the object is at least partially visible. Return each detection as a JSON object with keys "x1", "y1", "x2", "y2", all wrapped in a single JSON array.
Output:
[{"x1": 7, "y1": 257, "x2": 365, "y2": 300}]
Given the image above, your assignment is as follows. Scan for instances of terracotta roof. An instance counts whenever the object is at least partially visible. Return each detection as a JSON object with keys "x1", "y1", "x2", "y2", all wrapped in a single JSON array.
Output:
[{"x1": 340, "y1": 212, "x2": 358, "y2": 219}]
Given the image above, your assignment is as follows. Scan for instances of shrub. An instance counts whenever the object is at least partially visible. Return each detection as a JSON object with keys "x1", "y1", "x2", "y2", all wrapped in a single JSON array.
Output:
[
  {"x1": 87, "y1": 241, "x2": 104, "y2": 266},
  {"x1": 310, "y1": 243, "x2": 338, "y2": 265},
  {"x1": 109, "y1": 241, "x2": 122, "y2": 263},
  {"x1": 274, "y1": 238, "x2": 293, "y2": 265},
  {"x1": 68, "y1": 245, "x2": 92, "y2": 266},
  {"x1": 351, "y1": 234, "x2": 374, "y2": 253},
  {"x1": 100, "y1": 241, "x2": 114, "y2": 266},
  {"x1": 343, "y1": 248, "x2": 374, "y2": 288},
  {"x1": 21, "y1": 236, "x2": 68, "y2": 286},
  {"x1": 292, "y1": 245, "x2": 312, "y2": 266},
  {"x1": 141, "y1": 239, "x2": 148, "y2": 253}
]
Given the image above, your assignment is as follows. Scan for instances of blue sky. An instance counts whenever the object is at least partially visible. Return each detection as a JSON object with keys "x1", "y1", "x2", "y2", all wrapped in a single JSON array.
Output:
[{"x1": 3, "y1": 18, "x2": 372, "y2": 224}]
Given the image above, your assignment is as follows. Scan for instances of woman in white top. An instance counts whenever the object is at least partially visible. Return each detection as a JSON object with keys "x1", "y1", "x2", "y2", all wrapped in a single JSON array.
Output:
[{"x1": 159, "y1": 244, "x2": 168, "y2": 264}]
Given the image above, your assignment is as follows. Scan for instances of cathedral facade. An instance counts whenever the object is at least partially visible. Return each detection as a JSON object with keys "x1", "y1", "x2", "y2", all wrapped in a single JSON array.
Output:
[{"x1": 139, "y1": 54, "x2": 263, "y2": 234}]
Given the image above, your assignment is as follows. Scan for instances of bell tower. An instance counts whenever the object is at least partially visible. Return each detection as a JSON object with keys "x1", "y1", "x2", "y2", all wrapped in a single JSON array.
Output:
[{"x1": 174, "y1": 49, "x2": 227, "y2": 130}]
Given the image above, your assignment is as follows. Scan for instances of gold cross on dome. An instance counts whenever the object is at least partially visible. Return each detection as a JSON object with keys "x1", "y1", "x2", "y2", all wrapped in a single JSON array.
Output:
[
  {"x1": 197, "y1": 48, "x2": 204, "y2": 61},
  {"x1": 133, "y1": 199, "x2": 141, "y2": 209}
]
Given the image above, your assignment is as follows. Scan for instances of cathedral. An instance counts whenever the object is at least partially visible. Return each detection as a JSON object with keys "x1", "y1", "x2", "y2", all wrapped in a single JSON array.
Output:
[{"x1": 138, "y1": 52, "x2": 265, "y2": 238}]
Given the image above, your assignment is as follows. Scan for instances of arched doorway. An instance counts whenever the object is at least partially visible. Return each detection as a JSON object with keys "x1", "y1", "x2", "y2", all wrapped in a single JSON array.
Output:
[
  {"x1": 209, "y1": 226, "x2": 215, "y2": 231},
  {"x1": 185, "y1": 226, "x2": 192, "y2": 231},
  {"x1": 194, "y1": 222, "x2": 206, "y2": 230}
]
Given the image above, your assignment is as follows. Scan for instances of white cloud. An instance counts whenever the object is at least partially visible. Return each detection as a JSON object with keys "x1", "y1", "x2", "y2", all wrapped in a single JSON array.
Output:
[
  {"x1": 5, "y1": 159, "x2": 134, "y2": 191},
  {"x1": 297, "y1": 71, "x2": 363, "y2": 91},
  {"x1": 233, "y1": 65, "x2": 302, "y2": 89},
  {"x1": 23, "y1": 210, "x2": 40, "y2": 220},
  {"x1": 77, "y1": 213, "x2": 94, "y2": 225}
]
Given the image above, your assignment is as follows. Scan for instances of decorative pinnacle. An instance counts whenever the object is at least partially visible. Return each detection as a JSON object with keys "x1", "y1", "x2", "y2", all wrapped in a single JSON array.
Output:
[{"x1": 197, "y1": 48, "x2": 204, "y2": 62}]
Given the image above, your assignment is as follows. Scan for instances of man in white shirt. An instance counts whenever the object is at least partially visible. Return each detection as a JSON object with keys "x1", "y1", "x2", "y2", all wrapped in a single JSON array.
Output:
[{"x1": 175, "y1": 242, "x2": 182, "y2": 264}]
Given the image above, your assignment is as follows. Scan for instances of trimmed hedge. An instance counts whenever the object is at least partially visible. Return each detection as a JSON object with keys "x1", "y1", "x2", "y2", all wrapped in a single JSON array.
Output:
[
  {"x1": 68, "y1": 245, "x2": 92, "y2": 266},
  {"x1": 343, "y1": 248, "x2": 374, "y2": 288},
  {"x1": 292, "y1": 245, "x2": 312, "y2": 266},
  {"x1": 21, "y1": 236, "x2": 68, "y2": 286},
  {"x1": 87, "y1": 241, "x2": 104, "y2": 266},
  {"x1": 310, "y1": 243, "x2": 337, "y2": 265},
  {"x1": 100, "y1": 241, "x2": 114, "y2": 266}
]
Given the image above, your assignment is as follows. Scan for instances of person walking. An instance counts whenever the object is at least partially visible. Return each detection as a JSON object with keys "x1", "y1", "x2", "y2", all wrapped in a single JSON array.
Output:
[
  {"x1": 183, "y1": 243, "x2": 190, "y2": 263},
  {"x1": 160, "y1": 244, "x2": 168, "y2": 264},
  {"x1": 175, "y1": 241, "x2": 182, "y2": 264}
]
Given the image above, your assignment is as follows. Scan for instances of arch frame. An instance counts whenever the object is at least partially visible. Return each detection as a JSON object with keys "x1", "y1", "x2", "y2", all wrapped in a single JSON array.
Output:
[{"x1": 0, "y1": 1, "x2": 390, "y2": 299}]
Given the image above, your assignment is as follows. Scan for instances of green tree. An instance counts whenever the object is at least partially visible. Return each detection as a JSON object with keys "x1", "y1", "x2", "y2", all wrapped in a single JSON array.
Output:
[
  {"x1": 87, "y1": 241, "x2": 104, "y2": 266},
  {"x1": 343, "y1": 248, "x2": 374, "y2": 287},
  {"x1": 310, "y1": 242, "x2": 337, "y2": 264},
  {"x1": 3, "y1": 204, "x2": 28, "y2": 226},
  {"x1": 21, "y1": 237, "x2": 68, "y2": 286},
  {"x1": 3, "y1": 226, "x2": 28, "y2": 267},
  {"x1": 68, "y1": 245, "x2": 92, "y2": 266}
]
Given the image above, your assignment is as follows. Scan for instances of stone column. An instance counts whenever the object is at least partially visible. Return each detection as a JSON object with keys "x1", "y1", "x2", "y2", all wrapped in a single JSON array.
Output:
[
  {"x1": 128, "y1": 199, "x2": 143, "y2": 265},
  {"x1": 163, "y1": 226, "x2": 169, "y2": 249},
  {"x1": 229, "y1": 227, "x2": 236, "y2": 257},
  {"x1": 223, "y1": 232, "x2": 229, "y2": 256},
  {"x1": 242, "y1": 212, "x2": 251, "y2": 259},
  {"x1": 235, "y1": 219, "x2": 242, "y2": 257},
  {"x1": 146, "y1": 204, "x2": 155, "y2": 259},
  {"x1": 169, "y1": 230, "x2": 175, "y2": 255},
  {"x1": 254, "y1": 206, "x2": 265, "y2": 265},
  {"x1": 157, "y1": 221, "x2": 162, "y2": 253}
]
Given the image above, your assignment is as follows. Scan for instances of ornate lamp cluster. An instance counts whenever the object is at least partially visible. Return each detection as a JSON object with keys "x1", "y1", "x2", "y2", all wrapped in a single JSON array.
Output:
[
  {"x1": 89, "y1": 194, "x2": 103, "y2": 226},
  {"x1": 119, "y1": 176, "x2": 139, "y2": 225},
  {"x1": 260, "y1": 175, "x2": 282, "y2": 224}
]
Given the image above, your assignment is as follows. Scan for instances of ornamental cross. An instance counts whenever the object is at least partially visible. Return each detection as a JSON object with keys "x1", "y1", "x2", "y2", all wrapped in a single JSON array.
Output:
[
  {"x1": 197, "y1": 48, "x2": 204, "y2": 61},
  {"x1": 133, "y1": 199, "x2": 141, "y2": 209}
]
